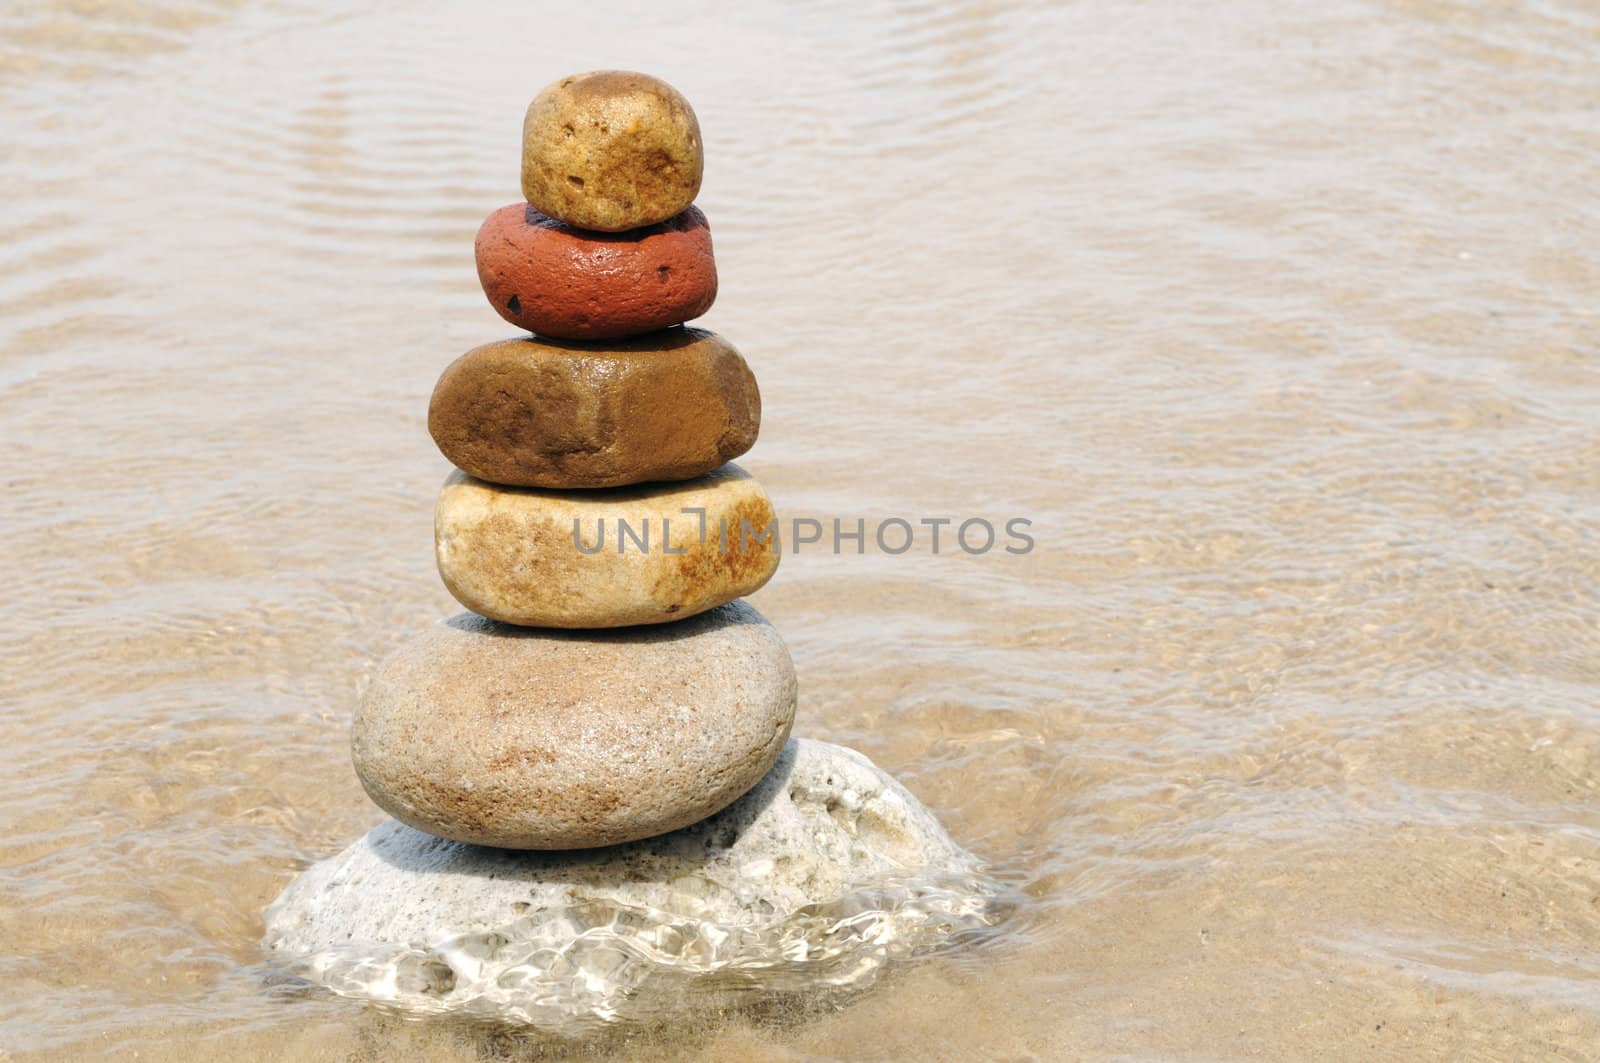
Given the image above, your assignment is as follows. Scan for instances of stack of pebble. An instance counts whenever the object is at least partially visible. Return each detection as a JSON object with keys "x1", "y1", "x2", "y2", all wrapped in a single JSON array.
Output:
[
  {"x1": 353, "y1": 70, "x2": 796, "y2": 850},
  {"x1": 266, "y1": 71, "x2": 999, "y2": 1027}
]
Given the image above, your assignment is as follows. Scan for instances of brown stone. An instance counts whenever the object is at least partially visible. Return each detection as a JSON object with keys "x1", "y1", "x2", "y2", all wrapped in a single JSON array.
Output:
[
  {"x1": 350, "y1": 601, "x2": 797, "y2": 849},
  {"x1": 434, "y1": 463, "x2": 781, "y2": 629},
  {"x1": 427, "y1": 328, "x2": 759, "y2": 489},
  {"x1": 475, "y1": 203, "x2": 716, "y2": 340},
  {"x1": 521, "y1": 70, "x2": 703, "y2": 232}
]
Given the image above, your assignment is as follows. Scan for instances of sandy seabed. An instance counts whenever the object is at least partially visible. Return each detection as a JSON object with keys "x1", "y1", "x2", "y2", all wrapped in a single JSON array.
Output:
[{"x1": 3, "y1": 0, "x2": 1600, "y2": 1059}]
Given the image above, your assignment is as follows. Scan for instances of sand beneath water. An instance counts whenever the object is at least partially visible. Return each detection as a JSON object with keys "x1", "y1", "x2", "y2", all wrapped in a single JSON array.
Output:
[{"x1": 3, "y1": 0, "x2": 1600, "y2": 1059}]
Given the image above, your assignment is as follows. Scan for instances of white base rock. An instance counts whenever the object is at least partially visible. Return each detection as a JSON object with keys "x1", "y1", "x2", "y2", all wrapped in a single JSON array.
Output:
[{"x1": 263, "y1": 739, "x2": 1000, "y2": 1031}]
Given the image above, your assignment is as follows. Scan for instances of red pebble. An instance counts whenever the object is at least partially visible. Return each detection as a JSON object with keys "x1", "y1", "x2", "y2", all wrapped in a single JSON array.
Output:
[{"x1": 474, "y1": 203, "x2": 717, "y2": 340}]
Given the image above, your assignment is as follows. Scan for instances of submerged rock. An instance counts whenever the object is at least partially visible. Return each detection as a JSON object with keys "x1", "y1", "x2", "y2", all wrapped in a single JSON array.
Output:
[{"x1": 263, "y1": 739, "x2": 1002, "y2": 1031}]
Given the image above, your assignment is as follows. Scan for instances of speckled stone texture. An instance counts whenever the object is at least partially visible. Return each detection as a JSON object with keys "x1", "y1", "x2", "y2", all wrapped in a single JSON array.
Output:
[
  {"x1": 427, "y1": 329, "x2": 757, "y2": 489},
  {"x1": 351, "y1": 601, "x2": 795, "y2": 849},
  {"x1": 434, "y1": 463, "x2": 779, "y2": 628},
  {"x1": 521, "y1": 70, "x2": 702, "y2": 232},
  {"x1": 265, "y1": 739, "x2": 1001, "y2": 1031},
  {"x1": 475, "y1": 203, "x2": 716, "y2": 340}
]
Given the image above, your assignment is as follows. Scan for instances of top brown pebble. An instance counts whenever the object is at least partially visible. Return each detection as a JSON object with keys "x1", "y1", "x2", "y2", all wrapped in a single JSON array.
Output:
[{"x1": 521, "y1": 71, "x2": 704, "y2": 233}]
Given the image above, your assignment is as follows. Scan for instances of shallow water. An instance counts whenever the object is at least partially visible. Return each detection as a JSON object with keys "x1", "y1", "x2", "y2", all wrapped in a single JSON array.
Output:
[{"x1": 3, "y1": 0, "x2": 1600, "y2": 1058}]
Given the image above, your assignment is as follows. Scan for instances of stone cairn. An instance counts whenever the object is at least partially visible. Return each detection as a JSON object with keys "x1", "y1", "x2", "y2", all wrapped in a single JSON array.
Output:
[
  {"x1": 264, "y1": 71, "x2": 998, "y2": 1030},
  {"x1": 356, "y1": 70, "x2": 794, "y2": 850}
]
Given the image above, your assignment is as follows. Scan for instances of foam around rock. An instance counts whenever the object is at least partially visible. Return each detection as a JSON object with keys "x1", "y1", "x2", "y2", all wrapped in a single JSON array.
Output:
[{"x1": 263, "y1": 739, "x2": 1002, "y2": 1031}]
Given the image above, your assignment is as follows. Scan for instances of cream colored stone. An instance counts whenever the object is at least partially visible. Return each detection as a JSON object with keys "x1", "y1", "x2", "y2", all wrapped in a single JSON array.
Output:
[
  {"x1": 520, "y1": 70, "x2": 703, "y2": 232},
  {"x1": 434, "y1": 463, "x2": 779, "y2": 629},
  {"x1": 350, "y1": 602, "x2": 796, "y2": 850}
]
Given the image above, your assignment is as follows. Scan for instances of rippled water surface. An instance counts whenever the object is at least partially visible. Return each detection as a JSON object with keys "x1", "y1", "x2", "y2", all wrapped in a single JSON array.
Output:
[{"x1": 4, "y1": 0, "x2": 1600, "y2": 1058}]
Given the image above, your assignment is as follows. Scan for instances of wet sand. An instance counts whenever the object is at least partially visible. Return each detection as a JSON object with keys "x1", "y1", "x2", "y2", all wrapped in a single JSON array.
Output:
[{"x1": 3, "y1": 0, "x2": 1600, "y2": 1059}]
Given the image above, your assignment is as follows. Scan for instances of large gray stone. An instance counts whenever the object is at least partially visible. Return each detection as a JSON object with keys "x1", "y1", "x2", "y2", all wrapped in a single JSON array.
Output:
[
  {"x1": 352, "y1": 601, "x2": 795, "y2": 850},
  {"x1": 263, "y1": 739, "x2": 1001, "y2": 1031}
]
